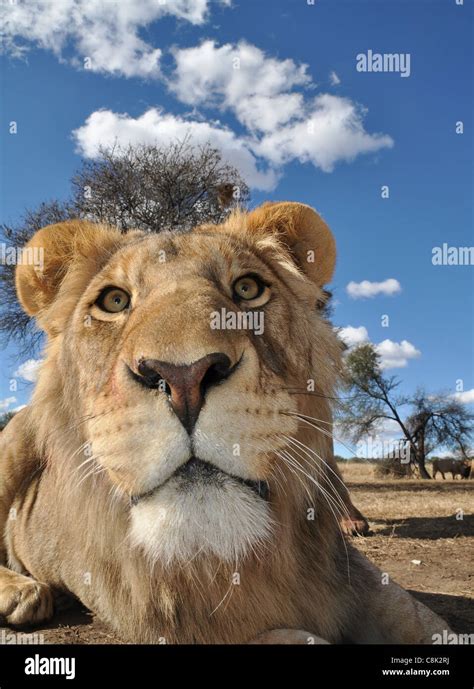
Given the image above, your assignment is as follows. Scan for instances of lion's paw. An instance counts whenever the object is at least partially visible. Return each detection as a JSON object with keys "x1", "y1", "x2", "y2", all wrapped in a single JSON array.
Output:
[
  {"x1": 0, "y1": 574, "x2": 54, "y2": 626},
  {"x1": 340, "y1": 515, "x2": 370, "y2": 536}
]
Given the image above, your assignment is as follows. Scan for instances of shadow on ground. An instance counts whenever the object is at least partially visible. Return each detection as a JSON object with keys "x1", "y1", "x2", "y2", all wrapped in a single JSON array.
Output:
[
  {"x1": 2, "y1": 599, "x2": 123, "y2": 644},
  {"x1": 410, "y1": 590, "x2": 474, "y2": 635},
  {"x1": 347, "y1": 481, "x2": 474, "y2": 493},
  {"x1": 374, "y1": 514, "x2": 474, "y2": 540}
]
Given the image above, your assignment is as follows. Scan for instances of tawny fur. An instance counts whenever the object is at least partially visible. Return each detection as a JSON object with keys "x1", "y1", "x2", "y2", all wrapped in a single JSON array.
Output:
[{"x1": 0, "y1": 202, "x2": 449, "y2": 643}]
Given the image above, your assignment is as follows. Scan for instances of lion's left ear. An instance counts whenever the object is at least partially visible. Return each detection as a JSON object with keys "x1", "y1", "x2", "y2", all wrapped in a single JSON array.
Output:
[{"x1": 244, "y1": 202, "x2": 336, "y2": 287}]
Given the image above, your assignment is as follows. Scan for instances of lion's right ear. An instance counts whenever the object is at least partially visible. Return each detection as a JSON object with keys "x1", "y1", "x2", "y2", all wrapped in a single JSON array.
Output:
[{"x1": 16, "y1": 220, "x2": 134, "y2": 320}]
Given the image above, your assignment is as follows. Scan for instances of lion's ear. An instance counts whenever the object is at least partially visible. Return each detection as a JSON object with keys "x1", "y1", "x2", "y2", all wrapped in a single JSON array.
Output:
[
  {"x1": 245, "y1": 202, "x2": 336, "y2": 286},
  {"x1": 16, "y1": 220, "x2": 131, "y2": 318}
]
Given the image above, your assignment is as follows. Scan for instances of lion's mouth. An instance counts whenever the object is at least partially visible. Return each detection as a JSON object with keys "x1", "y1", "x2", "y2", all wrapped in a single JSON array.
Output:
[{"x1": 131, "y1": 457, "x2": 270, "y2": 505}]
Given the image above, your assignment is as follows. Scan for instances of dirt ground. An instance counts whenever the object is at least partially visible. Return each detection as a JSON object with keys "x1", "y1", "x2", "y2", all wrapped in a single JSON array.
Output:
[
  {"x1": 2, "y1": 462, "x2": 472, "y2": 643},
  {"x1": 340, "y1": 462, "x2": 474, "y2": 636}
]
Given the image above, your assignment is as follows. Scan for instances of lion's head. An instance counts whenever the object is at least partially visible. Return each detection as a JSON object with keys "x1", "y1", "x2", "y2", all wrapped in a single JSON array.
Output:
[{"x1": 16, "y1": 202, "x2": 342, "y2": 569}]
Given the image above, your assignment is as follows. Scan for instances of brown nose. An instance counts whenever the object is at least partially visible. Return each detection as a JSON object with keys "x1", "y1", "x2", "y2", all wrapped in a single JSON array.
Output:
[{"x1": 137, "y1": 353, "x2": 234, "y2": 433}]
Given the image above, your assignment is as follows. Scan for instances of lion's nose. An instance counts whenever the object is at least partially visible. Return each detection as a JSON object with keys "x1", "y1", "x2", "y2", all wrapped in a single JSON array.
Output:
[{"x1": 137, "y1": 353, "x2": 234, "y2": 433}]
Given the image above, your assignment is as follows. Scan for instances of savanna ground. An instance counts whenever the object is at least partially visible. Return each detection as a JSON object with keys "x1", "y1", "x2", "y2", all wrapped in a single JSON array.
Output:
[
  {"x1": 2, "y1": 462, "x2": 472, "y2": 644},
  {"x1": 341, "y1": 462, "x2": 474, "y2": 637}
]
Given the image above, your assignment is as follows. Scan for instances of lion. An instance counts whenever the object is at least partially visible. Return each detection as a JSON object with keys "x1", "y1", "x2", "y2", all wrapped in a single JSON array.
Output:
[{"x1": 0, "y1": 202, "x2": 449, "y2": 644}]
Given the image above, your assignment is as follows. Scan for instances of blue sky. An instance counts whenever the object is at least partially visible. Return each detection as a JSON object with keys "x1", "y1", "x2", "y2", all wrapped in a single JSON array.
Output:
[{"x1": 0, "y1": 0, "x2": 473, "y2": 455}]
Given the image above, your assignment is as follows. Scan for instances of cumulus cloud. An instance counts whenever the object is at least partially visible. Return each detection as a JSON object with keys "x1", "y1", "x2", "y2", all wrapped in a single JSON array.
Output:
[
  {"x1": 337, "y1": 325, "x2": 420, "y2": 370},
  {"x1": 14, "y1": 358, "x2": 43, "y2": 382},
  {"x1": 3, "y1": 4, "x2": 394, "y2": 186},
  {"x1": 170, "y1": 42, "x2": 393, "y2": 173},
  {"x1": 0, "y1": 0, "x2": 229, "y2": 78},
  {"x1": 74, "y1": 91, "x2": 392, "y2": 187},
  {"x1": 170, "y1": 40, "x2": 310, "y2": 132},
  {"x1": 72, "y1": 108, "x2": 278, "y2": 191},
  {"x1": 338, "y1": 325, "x2": 369, "y2": 348},
  {"x1": 329, "y1": 70, "x2": 341, "y2": 85},
  {"x1": 375, "y1": 339, "x2": 421, "y2": 370},
  {"x1": 346, "y1": 278, "x2": 401, "y2": 299},
  {"x1": 0, "y1": 396, "x2": 17, "y2": 411},
  {"x1": 74, "y1": 83, "x2": 393, "y2": 187},
  {"x1": 255, "y1": 94, "x2": 393, "y2": 172},
  {"x1": 451, "y1": 389, "x2": 474, "y2": 404}
]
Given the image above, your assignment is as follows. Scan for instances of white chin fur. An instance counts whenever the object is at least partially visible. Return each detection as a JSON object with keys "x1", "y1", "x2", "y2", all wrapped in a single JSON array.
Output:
[{"x1": 129, "y1": 479, "x2": 273, "y2": 567}]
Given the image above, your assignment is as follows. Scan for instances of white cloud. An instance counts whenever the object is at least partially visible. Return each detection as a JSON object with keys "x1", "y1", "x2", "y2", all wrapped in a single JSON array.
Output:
[
  {"x1": 0, "y1": 396, "x2": 17, "y2": 412},
  {"x1": 74, "y1": 91, "x2": 393, "y2": 188},
  {"x1": 72, "y1": 108, "x2": 278, "y2": 191},
  {"x1": 0, "y1": 0, "x2": 229, "y2": 78},
  {"x1": 3, "y1": 3, "x2": 393, "y2": 183},
  {"x1": 338, "y1": 325, "x2": 369, "y2": 348},
  {"x1": 329, "y1": 70, "x2": 341, "y2": 85},
  {"x1": 375, "y1": 339, "x2": 421, "y2": 370},
  {"x1": 346, "y1": 278, "x2": 401, "y2": 299},
  {"x1": 170, "y1": 40, "x2": 310, "y2": 132},
  {"x1": 255, "y1": 94, "x2": 393, "y2": 172},
  {"x1": 170, "y1": 42, "x2": 393, "y2": 173},
  {"x1": 74, "y1": 88, "x2": 393, "y2": 189},
  {"x1": 14, "y1": 358, "x2": 43, "y2": 382},
  {"x1": 451, "y1": 389, "x2": 474, "y2": 404},
  {"x1": 337, "y1": 325, "x2": 420, "y2": 370},
  {"x1": 3, "y1": 0, "x2": 394, "y2": 178}
]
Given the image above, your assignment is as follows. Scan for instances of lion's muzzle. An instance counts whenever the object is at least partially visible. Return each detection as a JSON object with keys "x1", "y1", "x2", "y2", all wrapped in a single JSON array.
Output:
[{"x1": 132, "y1": 353, "x2": 238, "y2": 433}]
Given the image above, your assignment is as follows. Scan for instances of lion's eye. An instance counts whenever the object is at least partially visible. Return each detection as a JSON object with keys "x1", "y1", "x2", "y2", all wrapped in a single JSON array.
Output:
[
  {"x1": 96, "y1": 287, "x2": 130, "y2": 313},
  {"x1": 233, "y1": 275, "x2": 265, "y2": 301}
]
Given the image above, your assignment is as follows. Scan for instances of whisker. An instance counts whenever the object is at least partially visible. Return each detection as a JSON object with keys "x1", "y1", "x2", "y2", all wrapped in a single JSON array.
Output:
[
  {"x1": 284, "y1": 411, "x2": 372, "y2": 464},
  {"x1": 277, "y1": 450, "x2": 351, "y2": 581},
  {"x1": 281, "y1": 440, "x2": 351, "y2": 519},
  {"x1": 280, "y1": 447, "x2": 349, "y2": 521},
  {"x1": 280, "y1": 387, "x2": 359, "y2": 402},
  {"x1": 282, "y1": 433, "x2": 352, "y2": 501},
  {"x1": 275, "y1": 450, "x2": 314, "y2": 504}
]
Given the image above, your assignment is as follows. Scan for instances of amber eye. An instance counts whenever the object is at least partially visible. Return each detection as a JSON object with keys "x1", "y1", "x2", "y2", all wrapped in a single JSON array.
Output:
[
  {"x1": 96, "y1": 287, "x2": 130, "y2": 313},
  {"x1": 233, "y1": 275, "x2": 265, "y2": 301}
]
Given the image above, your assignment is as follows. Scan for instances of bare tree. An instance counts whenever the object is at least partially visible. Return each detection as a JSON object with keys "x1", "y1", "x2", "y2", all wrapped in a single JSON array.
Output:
[
  {"x1": 337, "y1": 344, "x2": 473, "y2": 479},
  {"x1": 0, "y1": 140, "x2": 249, "y2": 352},
  {"x1": 406, "y1": 390, "x2": 473, "y2": 466},
  {"x1": 71, "y1": 139, "x2": 249, "y2": 232}
]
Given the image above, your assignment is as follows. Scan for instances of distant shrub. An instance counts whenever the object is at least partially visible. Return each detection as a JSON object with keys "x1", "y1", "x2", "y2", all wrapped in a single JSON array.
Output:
[{"x1": 374, "y1": 457, "x2": 417, "y2": 479}]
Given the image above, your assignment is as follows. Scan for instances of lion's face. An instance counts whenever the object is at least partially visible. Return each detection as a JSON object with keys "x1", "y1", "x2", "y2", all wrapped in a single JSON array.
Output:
[{"x1": 17, "y1": 202, "x2": 340, "y2": 566}]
